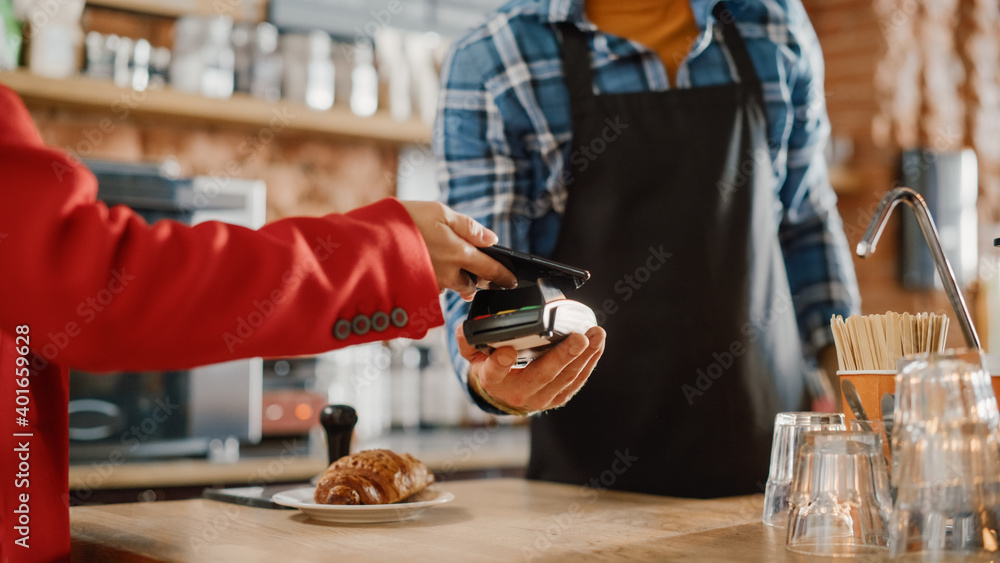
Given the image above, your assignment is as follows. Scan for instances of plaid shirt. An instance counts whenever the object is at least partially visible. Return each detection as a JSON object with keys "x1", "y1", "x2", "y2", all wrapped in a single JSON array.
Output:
[{"x1": 435, "y1": 0, "x2": 862, "y2": 403}]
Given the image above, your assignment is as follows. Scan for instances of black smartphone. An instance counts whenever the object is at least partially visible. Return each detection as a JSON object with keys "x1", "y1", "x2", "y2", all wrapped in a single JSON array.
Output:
[
  {"x1": 475, "y1": 245, "x2": 590, "y2": 289},
  {"x1": 203, "y1": 485, "x2": 301, "y2": 510}
]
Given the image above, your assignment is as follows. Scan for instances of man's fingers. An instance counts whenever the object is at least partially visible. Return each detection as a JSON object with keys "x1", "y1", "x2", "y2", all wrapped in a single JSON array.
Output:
[
  {"x1": 520, "y1": 333, "x2": 590, "y2": 391},
  {"x1": 548, "y1": 347, "x2": 603, "y2": 407},
  {"x1": 479, "y1": 346, "x2": 518, "y2": 390},
  {"x1": 456, "y1": 324, "x2": 485, "y2": 360},
  {"x1": 534, "y1": 328, "x2": 606, "y2": 407}
]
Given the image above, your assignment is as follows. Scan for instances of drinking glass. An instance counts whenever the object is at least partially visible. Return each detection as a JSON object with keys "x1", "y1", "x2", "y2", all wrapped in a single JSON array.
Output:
[
  {"x1": 889, "y1": 349, "x2": 1000, "y2": 560},
  {"x1": 785, "y1": 430, "x2": 892, "y2": 556},
  {"x1": 851, "y1": 419, "x2": 894, "y2": 486},
  {"x1": 762, "y1": 412, "x2": 845, "y2": 527},
  {"x1": 893, "y1": 350, "x2": 999, "y2": 433}
]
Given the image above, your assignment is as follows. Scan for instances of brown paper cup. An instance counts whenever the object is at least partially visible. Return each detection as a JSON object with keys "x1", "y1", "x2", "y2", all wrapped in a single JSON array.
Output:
[
  {"x1": 838, "y1": 370, "x2": 897, "y2": 423},
  {"x1": 839, "y1": 370, "x2": 1000, "y2": 423}
]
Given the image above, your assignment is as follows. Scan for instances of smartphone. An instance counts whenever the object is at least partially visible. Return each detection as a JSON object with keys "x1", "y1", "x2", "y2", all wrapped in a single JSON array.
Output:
[
  {"x1": 465, "y1": 246, "x2": 596, "y2": 365},
  {"x1": 203, "y1": 485, "x2": 301, "y2": 510},
  {"x1": 473, "y1": 245, "x2": 590, "y2": 289}
]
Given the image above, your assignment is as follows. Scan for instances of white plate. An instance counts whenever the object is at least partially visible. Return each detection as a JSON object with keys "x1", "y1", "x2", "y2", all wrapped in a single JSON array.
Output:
[{"x1": 271, "y1": 487, "x2": 454, "y2": 523}]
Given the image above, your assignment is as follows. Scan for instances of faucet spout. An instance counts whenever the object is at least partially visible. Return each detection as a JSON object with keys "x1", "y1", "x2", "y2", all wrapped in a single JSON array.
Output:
[{"x1": 856, "y1": 187, "x2": 980, "y2": 350}]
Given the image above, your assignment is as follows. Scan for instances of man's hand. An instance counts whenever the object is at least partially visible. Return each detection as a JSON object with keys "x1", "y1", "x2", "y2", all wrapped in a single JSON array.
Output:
[
  {"x1": 400, "y1": 201, "x2": 517, "y2": 301},
  {"x1": 457, "y1": 324, "x2": 607, "y2": 414}
]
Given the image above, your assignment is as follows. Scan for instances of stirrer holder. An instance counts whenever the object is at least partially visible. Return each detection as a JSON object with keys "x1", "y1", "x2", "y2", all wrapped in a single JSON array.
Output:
[{"x1": 856, "y1": 187, "x2": 980, "y2": 350}]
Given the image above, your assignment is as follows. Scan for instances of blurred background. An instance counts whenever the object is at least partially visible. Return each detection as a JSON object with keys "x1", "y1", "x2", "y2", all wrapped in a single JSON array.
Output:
[{"x1": 0, "y1": 0, "x2": 998, "y2": 503}]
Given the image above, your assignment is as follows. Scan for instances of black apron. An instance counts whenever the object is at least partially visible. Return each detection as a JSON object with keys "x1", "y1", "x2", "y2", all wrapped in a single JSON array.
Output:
[{"x1": 528, "y1": 3, "x2": 807, "y2": 499}]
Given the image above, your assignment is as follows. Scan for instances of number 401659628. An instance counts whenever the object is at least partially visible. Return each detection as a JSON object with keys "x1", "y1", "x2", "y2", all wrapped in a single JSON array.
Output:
[{"x1": 14, "y1": 325, "x2": 30, "y2": 423}]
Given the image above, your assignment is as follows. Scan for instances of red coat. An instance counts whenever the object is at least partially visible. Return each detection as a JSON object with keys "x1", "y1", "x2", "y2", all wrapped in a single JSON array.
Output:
[{"x1": 0, "y1": 85, "x2": 444, "y2": 562}]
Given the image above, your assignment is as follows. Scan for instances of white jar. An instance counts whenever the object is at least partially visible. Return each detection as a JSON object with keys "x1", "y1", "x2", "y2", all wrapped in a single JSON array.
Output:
[
  {"x1": 170, "y1": 17, "x2": 206, "y2": 93},
  {"x1": 350, "y1": 40, "x2": 378, "y2": 117},
  {"x1": 200, "y1": 16, "x2": 234, "y2": 99},
  {"x1": 25, "y1": 0, "x2": 85, "y2": 79},
  {"x1": 281, "y1": 30, "x2": 334, "y2": 111},
  {"x1": 304, "y1": 30, "x2": 334, "y2": 110}
]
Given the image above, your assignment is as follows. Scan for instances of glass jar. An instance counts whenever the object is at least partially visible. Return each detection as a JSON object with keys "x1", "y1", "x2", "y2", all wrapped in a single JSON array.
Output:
[
  {"x1": 200, "y1": 16, "x2": 234, "y2": 99},
  {"x1": 350, "y1": 39, "x2": 378, "y2": 117},
  {"x1": 26, "y1": 0, "x2": 85, "y2": 79},
  {"x1": 281, "y1": 30, "x2": 334, "y2": 111},
  {"x1": 170, "y1": 17, "x2": 206, "y2": 94},
  {"x1": 84, "y1": 31, "x2": 115, "y2": 80},
  {"x1": 250, "y1": 22, "x2": 282, "y2": 102}
]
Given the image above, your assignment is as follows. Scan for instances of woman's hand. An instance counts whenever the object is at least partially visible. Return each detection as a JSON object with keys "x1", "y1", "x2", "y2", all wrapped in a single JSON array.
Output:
[
  {"x1": 457, "y1": 324, "x2": 607, "y2": 414},
  {"x1": 401, "y1": 201, "x2": 517, "y2": 301}
]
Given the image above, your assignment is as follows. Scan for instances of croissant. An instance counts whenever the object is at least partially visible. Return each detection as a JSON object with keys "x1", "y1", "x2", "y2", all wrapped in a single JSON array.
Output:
[{"x1": 314, "y1": 449, "x2": 435, "y2": 505}]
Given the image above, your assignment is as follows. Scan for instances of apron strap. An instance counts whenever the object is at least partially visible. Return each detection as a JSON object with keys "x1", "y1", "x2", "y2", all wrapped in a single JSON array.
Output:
[
  {"x1": 557, "y1": 3, "x2": 762, "y2": 99},
  {"x1": 712, "y1": 2, "x2": 761, "y2": 86},
  {"x1": 556, "y1": 23, "x2": 597, "y2": 107}
]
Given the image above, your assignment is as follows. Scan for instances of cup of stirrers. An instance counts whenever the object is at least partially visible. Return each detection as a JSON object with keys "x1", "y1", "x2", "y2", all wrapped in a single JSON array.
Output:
[
  {"x1": 830, "y1": 312, "x2": 949, "y2": 372},
  {"x1": 830, "y1": 312, "x2": 950, "y2": 429}
]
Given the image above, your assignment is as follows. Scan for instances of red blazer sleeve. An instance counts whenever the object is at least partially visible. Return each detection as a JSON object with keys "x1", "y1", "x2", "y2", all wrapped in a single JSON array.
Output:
[
  {"x1": 0, "y1": 84, "x2": 445, "y2": 563},
  {"x1": 0, "y1": 85, "x2": 444, "y2": 372}
]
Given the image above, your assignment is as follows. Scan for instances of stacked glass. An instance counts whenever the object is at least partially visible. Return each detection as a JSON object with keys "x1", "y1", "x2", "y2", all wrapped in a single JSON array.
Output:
[
  {"x1": 762, "y1": 412, "x2": 846, "y2": 527},
  {"x1": 785, "y1": 430, "x2": 893, "y2": 556},
  {"x1": 889, "y1": 350, "x2": 1000, "y2": 560}
]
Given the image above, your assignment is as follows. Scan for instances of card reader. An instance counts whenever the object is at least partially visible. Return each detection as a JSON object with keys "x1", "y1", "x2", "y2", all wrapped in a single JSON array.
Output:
[{"x1": 463, "y1": 246, "x2": 598, "y2": 367}]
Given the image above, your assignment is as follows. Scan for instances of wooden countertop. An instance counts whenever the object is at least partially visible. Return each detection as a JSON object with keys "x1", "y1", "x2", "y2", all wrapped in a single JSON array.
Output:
[{"x1": 70, "y1": 478, "x2": 809, "y2": 562}]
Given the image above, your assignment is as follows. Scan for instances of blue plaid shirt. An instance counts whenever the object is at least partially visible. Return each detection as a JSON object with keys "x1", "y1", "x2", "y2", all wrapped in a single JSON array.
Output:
[{"x1": 435, "y1": 0, "x2": 861, "y2": 401}]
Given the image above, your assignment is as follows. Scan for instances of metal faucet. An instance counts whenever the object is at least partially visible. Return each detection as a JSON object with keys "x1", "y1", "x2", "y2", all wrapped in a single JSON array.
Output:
[{"x1": 856, "y1": 187, "x2": 981, "y2": 349}]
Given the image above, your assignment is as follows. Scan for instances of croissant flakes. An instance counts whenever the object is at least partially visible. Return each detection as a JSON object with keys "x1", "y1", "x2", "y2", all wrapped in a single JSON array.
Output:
[{"x1": 314, "y1": 449, "x2": 434, "y2": 505}]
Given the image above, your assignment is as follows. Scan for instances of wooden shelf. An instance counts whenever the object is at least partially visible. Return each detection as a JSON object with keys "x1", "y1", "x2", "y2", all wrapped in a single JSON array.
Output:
[
  {"x1": 0, "y1": 69, "x2": 431, "y2": 145},
  {"x1": 86, "y1": 0, "x2": 267, "y2": 23}
]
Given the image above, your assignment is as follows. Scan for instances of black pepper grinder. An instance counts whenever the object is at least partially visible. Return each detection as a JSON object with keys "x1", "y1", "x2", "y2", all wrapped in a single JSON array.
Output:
[{"x1": 319, "y1": 405, "x2": 358, "y2": 464}]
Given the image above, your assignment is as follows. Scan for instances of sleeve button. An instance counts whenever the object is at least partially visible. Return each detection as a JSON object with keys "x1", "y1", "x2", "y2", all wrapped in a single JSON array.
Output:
[
  {"x1": 352, "y1": 314, "x2": 371, "y2": 336},
  {"x1": 371, "y1": 311, "x2": 390, "y2": 332},
  {"x1": 333, "y1": 319, "x2": 352, "y2": 341},
  {"x1": 390, "y1": 307, "x2": 408, "y2": 328}
]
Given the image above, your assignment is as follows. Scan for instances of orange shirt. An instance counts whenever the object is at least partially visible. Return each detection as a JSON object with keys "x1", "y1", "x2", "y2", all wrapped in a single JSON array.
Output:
[{"x1": 585, "y1": 0, "x2": 701, "y2": 85}]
